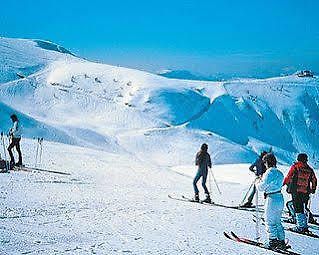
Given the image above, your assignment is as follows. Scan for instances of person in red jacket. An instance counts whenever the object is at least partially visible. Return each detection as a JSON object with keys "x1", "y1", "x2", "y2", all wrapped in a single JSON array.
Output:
[{"x1": 283, "y1": 153, "x2": 317, "y2": 232}]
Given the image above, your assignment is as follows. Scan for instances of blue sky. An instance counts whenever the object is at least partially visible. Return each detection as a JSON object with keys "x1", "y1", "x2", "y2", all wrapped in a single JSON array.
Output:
[{"x1": 1, "y1": 0, "x2": 319, "y2": 78}]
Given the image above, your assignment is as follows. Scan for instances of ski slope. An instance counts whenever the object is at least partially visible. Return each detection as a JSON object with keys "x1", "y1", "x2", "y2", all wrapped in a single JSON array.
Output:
[{"x1": 1, "y1": 37, "x2": 319, "y2": 254}]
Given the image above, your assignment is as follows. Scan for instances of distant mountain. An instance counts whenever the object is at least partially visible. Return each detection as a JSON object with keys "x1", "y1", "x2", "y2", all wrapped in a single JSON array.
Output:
[{"x1": 157, "y1": 69, "x2": 214, "y2": 81}]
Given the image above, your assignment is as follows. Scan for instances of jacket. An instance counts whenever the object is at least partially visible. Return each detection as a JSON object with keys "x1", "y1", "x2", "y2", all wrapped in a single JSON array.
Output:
[
  {"x1": 283, "y1": 161, "x2": 317, "y2": 194},
  {"x1": 257, "y1": 167, "x2": 284, "y2": 195}
]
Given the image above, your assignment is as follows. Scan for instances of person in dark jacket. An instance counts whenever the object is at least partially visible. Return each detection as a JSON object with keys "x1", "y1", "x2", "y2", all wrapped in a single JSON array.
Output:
[
  {"x1": 193, "y1": 143, "x2": 212, "y2": 203},
  {"x1": 8, "y1": 114, "x2": 23, "y2": 168},
  {"x1": 283, "y1": 153, "x2": 317, "y2": 232},
  {"x1": 241, "y1": 151, "x2": 267, "y2": 208}
]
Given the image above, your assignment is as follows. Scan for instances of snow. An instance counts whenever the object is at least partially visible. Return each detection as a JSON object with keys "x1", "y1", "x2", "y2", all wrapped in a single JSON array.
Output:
[{"x1": 1, "y1": 37, "x2": 319, "y2": 254}]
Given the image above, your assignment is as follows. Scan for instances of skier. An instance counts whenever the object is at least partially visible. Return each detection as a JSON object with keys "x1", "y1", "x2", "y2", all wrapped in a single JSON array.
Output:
[
  {"x1": 7, "y1": 114, "x2": 22, "y2": 168},
  {"x1": 256, "y1": 153, "x2": 287, "y2": 250},
  {"x1": 193, "y1": 143, "x2": 212, "y2": 203},
  {"x1": 241, "y1": 151, "x2": 267, "y2": 207},
  {"x1": 283, "y1": 153, "x2": 317, "y2": 232}
]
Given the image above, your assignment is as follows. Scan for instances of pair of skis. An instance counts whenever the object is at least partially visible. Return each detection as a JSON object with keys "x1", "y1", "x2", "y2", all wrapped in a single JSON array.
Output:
[
  {"x1": 168, "y1": 195, "x2": 264, "y2": 212},
  {"x1": 224, "y1": 231, "x2": 300, "y2": 255},
  {"x1": 13, "y1": 165, "x2": 70, "y2": 176}
]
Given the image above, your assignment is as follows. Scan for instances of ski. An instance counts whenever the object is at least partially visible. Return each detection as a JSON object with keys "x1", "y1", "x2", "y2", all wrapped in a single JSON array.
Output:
[
  {"x1": 224, "y1": 231, "x2": 300, "y2": 255},
  {"x1": 282, "y1": 218, "x2": 319, "y2": 228},
  {"x1": 168, "y1": 195, "x2": 264, "y2": 212},
  {"x1": 252, "y1": 217, "x2": 319, "y2": 234},
  {"x1": 13, "y1": 166, "x2": 70, "y2": 176},
  {"x1": 253, "y1": 215, "x2": 319, "y2": 231},
  {"x1": 182, "y1": 195, "x2": 264, "y2": 212},
  {"x1": 286, "y1": 228, "x2": 319, "y2": 239}
]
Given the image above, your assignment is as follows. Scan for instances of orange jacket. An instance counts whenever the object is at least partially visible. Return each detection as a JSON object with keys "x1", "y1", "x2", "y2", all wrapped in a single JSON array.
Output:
[{"x1": 284, "y1": 161, "x2": 317, "y2": 194}]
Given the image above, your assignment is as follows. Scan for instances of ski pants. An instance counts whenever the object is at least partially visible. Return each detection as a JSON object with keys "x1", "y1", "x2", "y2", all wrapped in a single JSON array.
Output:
[
  {"x1": 8, "y1": 137, "x2": 22, "y2": 164},
  {"x1": 246, "y1": 184, "x2": 256, "y2": 204},
  {"x1": 292, "y1": 192, "x2": 309, "y2": 214},
  {"x1": 193, "y1": 168, "x2": 209, "y2": 194},
  {"x1": 264, "y1": 193, "x2": 285, "y2": 241}
]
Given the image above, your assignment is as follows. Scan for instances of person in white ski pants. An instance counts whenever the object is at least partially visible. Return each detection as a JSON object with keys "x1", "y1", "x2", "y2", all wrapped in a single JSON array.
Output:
[{"x1": 256, "y1": 153, "x2": 286, "y2": 249}]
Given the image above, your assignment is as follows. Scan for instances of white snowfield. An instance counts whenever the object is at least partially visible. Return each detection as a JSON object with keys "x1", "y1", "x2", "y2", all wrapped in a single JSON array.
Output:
[{"x1": 0, "y1": 37, "x2": 319, "y2": 254}]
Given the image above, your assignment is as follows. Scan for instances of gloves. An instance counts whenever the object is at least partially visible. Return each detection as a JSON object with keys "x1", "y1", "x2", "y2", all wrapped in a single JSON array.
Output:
[{"x1": 311, "y1": 189, "x2": 316, "y2": 194}]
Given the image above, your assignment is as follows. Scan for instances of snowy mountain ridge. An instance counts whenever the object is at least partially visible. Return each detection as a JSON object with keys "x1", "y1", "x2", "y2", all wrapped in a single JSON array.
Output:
[{"x1": 1, "y1": 37, "x2": 319, "y2": 167}]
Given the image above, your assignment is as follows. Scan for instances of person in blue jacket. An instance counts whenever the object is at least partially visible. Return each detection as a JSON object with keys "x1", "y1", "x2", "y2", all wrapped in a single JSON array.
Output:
[{"x1": 241, "y1": 151, "x2": 267, "y2": 208}]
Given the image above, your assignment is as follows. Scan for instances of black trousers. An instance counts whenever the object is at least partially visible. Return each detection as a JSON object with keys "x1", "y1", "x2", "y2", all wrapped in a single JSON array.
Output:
[
  {"x1": 8, "y1": 137, "x2": 22, "y2": 164},
  {"x1": 292, "y1": 192, "x2": 309, "y2": 214}
]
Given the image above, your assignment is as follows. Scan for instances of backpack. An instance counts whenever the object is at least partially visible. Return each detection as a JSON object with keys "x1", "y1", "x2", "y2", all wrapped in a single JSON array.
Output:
[{"x1": 286, "y1": 168, "x2": 298, "y2": 194}]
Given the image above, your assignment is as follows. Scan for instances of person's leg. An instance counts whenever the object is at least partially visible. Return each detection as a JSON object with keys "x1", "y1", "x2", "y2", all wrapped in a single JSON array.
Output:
[
  {"x1": 264, "y1": 197, "x2": 278, "y2": 248},
  {"x1": 275, "y1": 194, "x2": 286, "y2": 249},
  {"x1": 286, "y1": 200, "x2": 296, "y2": 223},
  {"x1": 242, "y1": 185, "x2": 256, "y2": 207},
  {"x1": 301, "y1": 194, "x2": 310, "y2": 230},
  {"x1": 293, "y1": 193, "x2": 307, "y2": 231},
  {"x1": 14, "y1": 138, "x2": 22, "y2": 165},
  {"x1": 193, "y1": 170, "x2": 201, "y2": 198},
  {"x1": 201, "y1": 169, "x2": 209, "y2": 195},
  {"x1": 7, "y1": 139, "x2": 15, "y2": 164}
]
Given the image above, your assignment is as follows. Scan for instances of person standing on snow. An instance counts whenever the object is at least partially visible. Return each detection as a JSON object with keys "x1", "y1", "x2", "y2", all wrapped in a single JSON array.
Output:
[
  {"x1": 8, "y1": 114, "x2": 22, "y2": 168},
  {"x1": 256, "y1": 153, "x2": 287, "y2": 250},
  {"x1": 283, "y1": 153, "x2": 317, "y2": 233},
  {"x1": 241, "y1": 151, "x2": 267, "y2": 208},
  {"x1": 193, "y1": 143, "x2": 212, "y2": 203}
]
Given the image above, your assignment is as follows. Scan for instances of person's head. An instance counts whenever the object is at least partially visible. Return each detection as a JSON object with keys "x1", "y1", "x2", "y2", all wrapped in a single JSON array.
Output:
[
  {"x1": 262, "y1": 153, "x2": 277, "y2": 169},
  {"x1": 201, "y1": 143, "x2": 208, "y2": 152},
  {"x1": 297, "y1": 153, "x2": 308, "y2": 163},
  {"x1": 260, "y1": 151, "x2": 267, "y2": 158},
  {"x1": 10, "y1": 114, "x2": 18, "y2": 122}
]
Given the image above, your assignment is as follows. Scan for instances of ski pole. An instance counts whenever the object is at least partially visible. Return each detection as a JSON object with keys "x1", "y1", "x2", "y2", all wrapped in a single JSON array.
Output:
[
  {"x1": 39, "y1": 138, "x2": 43, "y2": 165},
  {"x1": 208, "y1": 167, "x2": 212, "y2": 194},
  {"x1": 1, "y1": 132, "x2": 9, "y2": 172},
  {"x1": 255, "y1": 185, "x2": 260, "y2": 241},
  {"x1": 210, "y1": 168, "x2": 222, "y2": 195},
  {"x1": 34, "y1": 138, "x2": 39, "y2": 167}
]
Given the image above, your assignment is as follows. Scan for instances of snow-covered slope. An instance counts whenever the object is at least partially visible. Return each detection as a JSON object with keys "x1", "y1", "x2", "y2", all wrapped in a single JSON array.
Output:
[{"x1": 1, "y1": 37, "x2": 319, "y2": 255}]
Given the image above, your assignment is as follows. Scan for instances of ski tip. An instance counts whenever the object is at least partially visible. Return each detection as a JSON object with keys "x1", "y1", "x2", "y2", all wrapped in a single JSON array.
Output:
[{"x1": 223, "y1": 232, "x2": 232, "y2": 239}]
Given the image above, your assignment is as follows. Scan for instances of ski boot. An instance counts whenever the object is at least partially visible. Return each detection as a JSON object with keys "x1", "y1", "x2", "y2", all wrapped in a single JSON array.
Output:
[
  {"x1": 263, "y1": 239, "x2": 278, "y2": 249},
  {"x1": 193, "y1": 193, "x2": 199, "y2": 202},
  {"x1": 276, "y1": 240, "x2": 290, "y2": 250},
  {"x1": 240, "y1": 201, "x2": 253, "y2": 208},
  {"x1": 202, "y1": 193, "x2": 211, "y2": 203}
]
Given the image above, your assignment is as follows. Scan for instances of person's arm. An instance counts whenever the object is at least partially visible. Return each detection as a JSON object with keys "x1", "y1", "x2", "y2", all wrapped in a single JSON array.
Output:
[
  {"x1": 310, "y1": 171, "x2": 317, "y2": 193},
  {"x1": 195, "y1": 153, "x2": 199, "y2": 166},
  {"x1": 283, "y1": 164, "x2": 296, "y2": 185},
  {"x1": 256, "y1": 170, "x2": 271, "y2": 192},
  {"x1": 9, "y1": 122, "x2": 17, "y2": 136},
  {"x1": 207, "y1": 154, "x2": 212, "y2": 168},
  {"x1": 249, "y1": 160, "x2": 257, "y2": 172}
]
